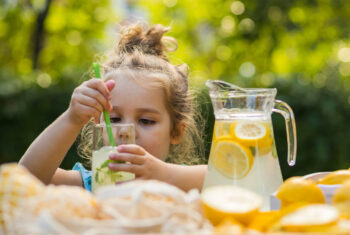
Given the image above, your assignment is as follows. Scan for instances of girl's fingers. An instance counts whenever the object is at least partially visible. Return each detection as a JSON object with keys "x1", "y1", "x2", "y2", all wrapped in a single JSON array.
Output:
[
  {"x1": 76, "y1": 93, "x2": 104, "y2": 113},
  {"x1": 78, "y1": 104, "x2": 101, "y2": 122},
  {"x1": 109, "y1": 152, "x2": 144, "y2": 165},
  {"x1": 105, "y1": 80, "x2": 115, "y2": 91},
  {"x1": 116, "y1": 144, "x2": 146, "y2": 155},
  {"x1": 81, "y1": 87, "x2": 111, "y2": 111},
  {"x1": 87, "y1": 79, "x2": 111, "y2": 100},
  {"x1": 108, "y1": 163, "x2": 141, "y2": 175}
]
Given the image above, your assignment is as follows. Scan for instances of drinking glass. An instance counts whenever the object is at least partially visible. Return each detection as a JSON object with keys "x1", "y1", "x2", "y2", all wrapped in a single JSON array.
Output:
[{"x1": 92, "y1": 123, "x2": 135, "y2": 193}]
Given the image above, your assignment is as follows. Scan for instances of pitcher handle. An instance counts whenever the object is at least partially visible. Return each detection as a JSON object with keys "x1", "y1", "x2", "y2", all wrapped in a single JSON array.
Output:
[{"x1": 273, "y1": 100, "x2": 297, "y2": 166}]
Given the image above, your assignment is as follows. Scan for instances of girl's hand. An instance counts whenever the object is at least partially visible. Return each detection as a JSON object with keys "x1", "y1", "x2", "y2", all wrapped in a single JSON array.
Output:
[
  {"x1": 108, "y1": 145, "x2": 170, "y2": 182},
  {"x1": 67, "y1": 78, "x2": 115, "y2": 126}
]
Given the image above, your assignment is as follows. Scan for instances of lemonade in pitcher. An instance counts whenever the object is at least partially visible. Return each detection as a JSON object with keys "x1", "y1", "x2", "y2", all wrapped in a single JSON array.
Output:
[
  {"x1": 203, "y1": 118, "x2": 283, "y2": 210},
  {"x1": 203, "y1": 80, "x2": 297, "y2": 211}
]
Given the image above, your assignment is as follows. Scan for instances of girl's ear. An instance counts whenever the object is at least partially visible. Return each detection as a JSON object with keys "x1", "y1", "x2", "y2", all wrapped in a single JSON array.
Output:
[{"x1": 170, "y1": 121, "x2": 187, "y2": 145}]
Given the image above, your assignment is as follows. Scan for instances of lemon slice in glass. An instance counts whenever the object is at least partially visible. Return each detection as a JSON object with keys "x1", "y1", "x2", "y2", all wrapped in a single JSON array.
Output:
[
  {"x1": 230, "y1": 121, "x2": 271, "y2": 147},
  {"x1": 201, "y1": 185, "x2": 262, "y2": 226},
  {"x1": 211, "y1": 139, "x2": 253, "y2": 179}
]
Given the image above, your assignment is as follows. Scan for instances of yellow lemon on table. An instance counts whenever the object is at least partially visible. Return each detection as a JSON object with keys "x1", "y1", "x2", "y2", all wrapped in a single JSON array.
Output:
[
  {"x1": 247, "y1": 210, "x2": 280, "y2": 232},
  {"x1": 337, "y1": 219, "x2": 350, "y2": 233},
  {"x1": 318, "y1": 169, "x2": 350, "y2": 185},
  {"x1": 279, "y1": 204, "x2": 339, "y2": 232},
  {"x1": 201, "y1": 185, "x2": 263, "y2": 226},
  {"x1": 266, "y1": 202, "x2": 312, "y2": 232},
  {"x1": 332, "y1": 180, "x2": 350, "y2": 219},
  {"x1": 211, "y1": 139, "x2": 253, "y2": 179},
  {"x1": 214, "y1": 217, "x2": 244, "y2": 234},
  {"x1": 230, "y1": 121, "x2": 271, "y2": 148},
  {"x1": 276, "y1": 176, "x2": 325, "y2": 209},
  {"x1": 249, "y1": 203, "x2": 310, "y2": 233}
]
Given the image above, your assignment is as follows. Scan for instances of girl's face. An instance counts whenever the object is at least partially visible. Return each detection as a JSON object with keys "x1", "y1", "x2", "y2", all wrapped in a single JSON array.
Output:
[{"x1": 106, "y1": 74, "x2": 176, "y2": 161}]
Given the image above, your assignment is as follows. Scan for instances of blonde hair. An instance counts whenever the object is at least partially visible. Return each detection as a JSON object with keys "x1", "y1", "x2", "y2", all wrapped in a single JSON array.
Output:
[{"x1": 78, "y1": 23, "x2": 205, "y2": 166}]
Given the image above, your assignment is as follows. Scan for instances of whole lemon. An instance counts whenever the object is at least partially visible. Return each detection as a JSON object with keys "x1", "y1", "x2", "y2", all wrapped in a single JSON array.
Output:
[
  {"x1": 318, "y1": 170, "x2": 350, "y2": 185},
  {"x1": 276, "y1": 176, "x2": 325, "y2": 209}
]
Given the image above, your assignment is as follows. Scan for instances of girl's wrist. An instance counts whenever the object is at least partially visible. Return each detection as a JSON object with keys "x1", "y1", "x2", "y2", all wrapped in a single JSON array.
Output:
[
  {"x1": 160, "y1": 161, "x2": 176, "y2": 185},
  {"x1": 161, "y1": 163, "x2": 185, "y2": 189},
  {"x1": 162, "y1": 164, "x2": 207, "y2": 192},
  {"x1": 63, "y1": 110, "x2": 86, "y2": 129}
]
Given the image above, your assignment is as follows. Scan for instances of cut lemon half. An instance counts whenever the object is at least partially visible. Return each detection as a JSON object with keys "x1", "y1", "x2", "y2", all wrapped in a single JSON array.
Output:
[
  {"x1": 214, "y1": 217, "x2": 244, "y2": 234},
  {"x1": 266, "y1": 202, "x2": 311, "y2": 232},
  {"x1": 248, "y1": 211, "x2": 280, "y2": 232},
  {"x1": 230, "y1": 121, "x2": 271, "y2": 147},
  {"x1": 332, "y1": 180, "x2": 350, "y2": 219},
  {"x1": 201, "y1": 185, "x2": 263, "y2": 226},
  {"x1": 211, "y1": 139, "x2": 253, "y2": 179},
  {"x1": 280, "y1": 204, "x2": 339, "y2": 232}
]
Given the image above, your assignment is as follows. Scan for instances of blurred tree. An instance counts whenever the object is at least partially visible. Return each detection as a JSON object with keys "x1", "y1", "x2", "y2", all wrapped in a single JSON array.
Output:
[
  {"x1": 138, "y1": 0, "x2": 350, "y2": 87},
  {"x1": 0, "y1": 0, "x2": 114, "y2": 89},
  {"x1": 0, "y1": 0, "x2": 115, "y2": 167},
  {"x1": 32, "y1": 0, "x2": 52, "y2": 69}
]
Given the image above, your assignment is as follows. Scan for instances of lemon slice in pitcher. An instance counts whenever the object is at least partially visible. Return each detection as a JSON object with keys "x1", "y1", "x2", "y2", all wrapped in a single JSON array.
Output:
[
  {"x1": 230, "y1": 121, "x2": 271, "y2": 147},
  {"x1": 211, "y1": 139, "x2": 253, "y2": 179},
  {"x1": 213, "y1": 121, "x2": 232, "y2": 141}
]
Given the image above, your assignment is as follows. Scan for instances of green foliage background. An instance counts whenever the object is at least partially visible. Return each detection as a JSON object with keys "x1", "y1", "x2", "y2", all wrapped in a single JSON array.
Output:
[{"x1": 1, "y1": 0, "x2": 350, "y2": 179}]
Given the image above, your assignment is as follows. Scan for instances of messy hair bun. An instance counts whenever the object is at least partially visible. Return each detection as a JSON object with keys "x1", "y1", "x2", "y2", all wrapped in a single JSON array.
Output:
[{"x1": 117, "y1": 23, "x2": 178, "y2": 62}]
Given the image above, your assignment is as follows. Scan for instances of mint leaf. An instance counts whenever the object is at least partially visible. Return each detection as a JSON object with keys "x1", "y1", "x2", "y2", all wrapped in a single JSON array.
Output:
[
  {"x1": 99, "y1": 159, "x2": 125, "y2": 170},
  {"x1": 95, "y1": 171, "x2": 99, "y2": 183},
  {"x1": 100, "y1": 159, "x2": 111, "y2": 168}
]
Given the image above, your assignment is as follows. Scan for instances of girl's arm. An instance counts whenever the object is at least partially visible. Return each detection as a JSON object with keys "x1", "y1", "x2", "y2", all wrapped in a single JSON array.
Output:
[
  {"x1": 51, "y1": 168, "x2": 84, "y2": 186},
  {"x1": 166, "y1": 164, "x2": 207, "y2": 192},
  {"x1": 19, "y1": 79, "x2": 115, "y2": 185},
  {"x1": 19, "y1": 111, "x2": 83, "y2": 184}
]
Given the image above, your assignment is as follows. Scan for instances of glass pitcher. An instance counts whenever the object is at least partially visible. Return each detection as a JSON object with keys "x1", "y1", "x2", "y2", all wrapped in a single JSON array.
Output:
[{"x1": 202, "y1": 80, "x2": 297, "y2": 210}]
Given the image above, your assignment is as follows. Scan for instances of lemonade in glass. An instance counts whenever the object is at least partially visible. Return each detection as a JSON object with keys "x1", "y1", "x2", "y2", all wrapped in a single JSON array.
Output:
[{"x1": 92, "y1": 123, "x2": 135, "y2": 193}]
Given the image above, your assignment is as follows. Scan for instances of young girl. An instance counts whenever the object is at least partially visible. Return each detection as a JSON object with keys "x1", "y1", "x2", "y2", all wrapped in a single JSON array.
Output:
[{"x1": 19, "y1": 23, "x2": 207, "y2": 192}]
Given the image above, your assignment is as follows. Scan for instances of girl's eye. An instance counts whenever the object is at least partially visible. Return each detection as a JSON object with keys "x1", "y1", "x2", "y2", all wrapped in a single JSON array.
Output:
[
  {"x1": 139, "y1": 119, "x2": 155, "y2": 125},
  {"x1": 110, "y1": 117, "x2": 121, "y2": 123}
]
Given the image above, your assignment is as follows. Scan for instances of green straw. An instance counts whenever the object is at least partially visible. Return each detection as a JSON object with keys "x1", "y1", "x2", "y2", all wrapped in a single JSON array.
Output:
[{"x1": 93, "y1": 63, "x2": 116, "y2": 147}]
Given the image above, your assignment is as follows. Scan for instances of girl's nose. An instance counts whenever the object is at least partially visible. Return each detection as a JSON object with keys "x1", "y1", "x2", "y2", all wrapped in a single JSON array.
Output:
[{"x1": 116, "y1": 124, "x2": 135, "y2": 145}]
